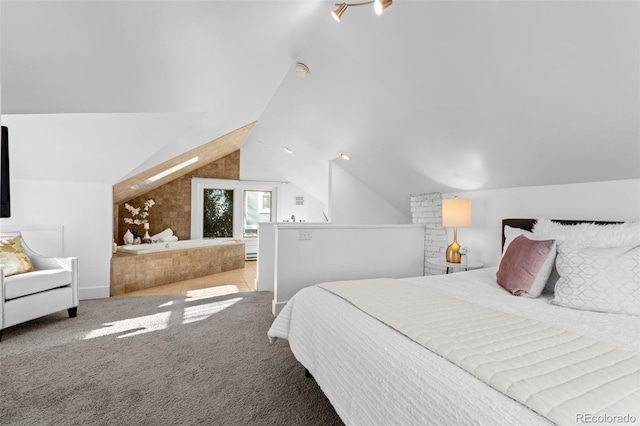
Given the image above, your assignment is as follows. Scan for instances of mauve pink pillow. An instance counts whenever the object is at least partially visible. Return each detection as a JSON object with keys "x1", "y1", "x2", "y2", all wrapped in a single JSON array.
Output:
[{"x1": 496, "y1": 235, "x2": 556, "y2": 297}]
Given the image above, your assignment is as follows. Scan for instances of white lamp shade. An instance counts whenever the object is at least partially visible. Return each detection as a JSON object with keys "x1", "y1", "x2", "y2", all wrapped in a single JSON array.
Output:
[{"x1": 442, "y1": 197, "x2": 472, "y2": 227}]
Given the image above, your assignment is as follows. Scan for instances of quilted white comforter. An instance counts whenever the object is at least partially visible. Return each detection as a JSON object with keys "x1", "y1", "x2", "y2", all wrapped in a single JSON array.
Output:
[{"x1": 268, "y1": 268, "x2": 640, "y2": 426}]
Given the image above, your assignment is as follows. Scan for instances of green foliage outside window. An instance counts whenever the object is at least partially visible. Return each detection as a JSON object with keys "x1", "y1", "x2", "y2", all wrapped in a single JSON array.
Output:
[{"x1": 203, "y1": 189, "x2": 234, "y2": 238}]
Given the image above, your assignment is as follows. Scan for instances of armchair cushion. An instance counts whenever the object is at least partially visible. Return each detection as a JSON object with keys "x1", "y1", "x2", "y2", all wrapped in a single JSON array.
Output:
[
  {"x1": 0, "y1": 236, "x2": 34, "y2": 277},
  {"x1": 4, "y1": 269, "x2": 73, "y2": 300}
]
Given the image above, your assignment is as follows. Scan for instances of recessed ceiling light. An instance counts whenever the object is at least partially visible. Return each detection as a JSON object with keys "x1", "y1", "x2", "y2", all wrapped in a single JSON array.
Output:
[
  {"x1": 295, "y1": 62, "x2": 310, "y2": 77},
  {"x1": 340, "y1": 152, "x2": 351, "y2": 161},
  {"x1": 284, "y1": 147, "x2": 293, "y2": 154}
]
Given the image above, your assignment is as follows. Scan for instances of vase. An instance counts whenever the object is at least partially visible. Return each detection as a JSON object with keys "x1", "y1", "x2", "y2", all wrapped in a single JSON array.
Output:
[
  {"x1": 123, "y1": 229, "x2": 134, "y2": 245},
  {"x1": 133, "y1": 237, "x2": 141, "y2": 245},
  {"x1": 460, "y1": 254, "x2": 468, "y2": 266}
]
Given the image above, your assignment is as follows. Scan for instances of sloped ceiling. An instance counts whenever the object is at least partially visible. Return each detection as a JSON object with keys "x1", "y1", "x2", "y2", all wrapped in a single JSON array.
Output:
[
  {"x1": 241, "y1": 0, "x2": 640, "y2": 209},
  {"x1": 2, "y1": 1, "x2": 638, "y2": 214},
  {"x1": 0, "y1": 0, "x2": 322, "y2": 184},
  {"x1": 113, "y1": 122, "x2": 255, "y2": 204}
]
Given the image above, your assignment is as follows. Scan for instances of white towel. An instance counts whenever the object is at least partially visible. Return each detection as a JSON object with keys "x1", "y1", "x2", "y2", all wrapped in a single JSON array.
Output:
[
  {"x1": 151, "y1": 235, "x2": 178, "y2": 243},
  {"x1": 151, "y1": 228, "x2": 173, "y2": 240}
]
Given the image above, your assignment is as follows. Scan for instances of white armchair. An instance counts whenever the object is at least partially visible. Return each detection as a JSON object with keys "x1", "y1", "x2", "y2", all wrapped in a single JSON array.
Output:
[{"x1": 0, "y1": 232, "x2": 78, "y2": 341}]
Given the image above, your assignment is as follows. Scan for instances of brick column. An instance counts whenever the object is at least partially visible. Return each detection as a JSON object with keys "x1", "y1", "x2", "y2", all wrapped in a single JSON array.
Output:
[{"x1": 410, "y1": 192, "x2": 447, "y2": 275}]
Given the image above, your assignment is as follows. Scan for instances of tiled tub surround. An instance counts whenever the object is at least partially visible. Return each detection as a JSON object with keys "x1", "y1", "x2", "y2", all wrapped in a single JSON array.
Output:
[{"x1": 110, "y1": 241, "x2": 245, "y2": 296}]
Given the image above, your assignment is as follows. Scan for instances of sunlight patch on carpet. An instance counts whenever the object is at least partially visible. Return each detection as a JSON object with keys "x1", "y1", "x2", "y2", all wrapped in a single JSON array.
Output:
[
  {"x1": 83, "y1": 311, "x2": 172, "y2": 339},
  {"x1": 182, "y1": 298, "x2": 242, "y2": 324},
  {"x1": 185, "y1": 285, "x2": 240, "y2": 301}
]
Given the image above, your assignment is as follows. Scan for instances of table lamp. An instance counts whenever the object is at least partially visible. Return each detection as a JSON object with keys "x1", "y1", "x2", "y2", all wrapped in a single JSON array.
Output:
[{"x1": 442, "y1": 196, "x2": 472, "y2": 263}]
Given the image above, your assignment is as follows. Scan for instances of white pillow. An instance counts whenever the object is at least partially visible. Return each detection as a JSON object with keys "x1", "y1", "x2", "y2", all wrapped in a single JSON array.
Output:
[
  {"x1": 532, "y1": 219, "x2": 640, "y2": 293},
  {"x1": 533, "y1": 219, "x2": 640, "y2": 247},
  {"x1": 498, "y1": 225, "x2": 532, "y2": 274},
  {"x1": 552, "y1": 243, "x2": 640, "y2": 316},
  {"x1": 503, "y1": 225, "x2": 534, "y2": 253}
]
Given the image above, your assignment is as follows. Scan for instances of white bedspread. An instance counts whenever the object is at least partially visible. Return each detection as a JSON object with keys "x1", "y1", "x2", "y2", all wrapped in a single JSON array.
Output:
[
  {"x1": 268, "y1": 268, "x2": 640, "y2": 426},
  {"x1": 319, "y1": 278, "x2": 639, "y2": 426}
]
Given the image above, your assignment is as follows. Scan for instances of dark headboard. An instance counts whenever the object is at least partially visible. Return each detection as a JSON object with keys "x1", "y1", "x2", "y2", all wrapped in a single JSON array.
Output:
[{"x1": 501, "y1": 218, "x2": 623, "y2": 250}]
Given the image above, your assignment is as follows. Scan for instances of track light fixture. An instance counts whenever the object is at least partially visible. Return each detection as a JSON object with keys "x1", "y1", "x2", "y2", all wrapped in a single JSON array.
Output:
[
  {"x1": 374, "y1": 0, "x2": 392, "y2": 15},
  {"x1": 332, "y1": 0, "x2": 392, "y2": 22},
  {"x1": 332, "y1": 3, "x2": 348, "y2": 21}
]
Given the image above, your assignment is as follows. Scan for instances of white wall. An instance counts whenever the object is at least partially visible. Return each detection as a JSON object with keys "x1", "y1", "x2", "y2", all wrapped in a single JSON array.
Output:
[
  {"x1": 280, "y1": 181, "x2": 327, "y2": 223},
  {"x1": 0, "y1": 113, "x2": 204, "y2": 300},
  {"x1": 2, "y1": 113, "x2": 203, "y2": 184},
  {"x1": 1, "y1": 115, "x2": 120, "y2": 300},
  {"x1": 0, "y1": 178, "x2": 112, "y2": 299},
  {"x1": 330, "y1": 162, "x2": 411, "y2": 224},
  {"x1": 258, "y1": 223, "x2": 425, "y2": 315},
  {"x1": 442, "y1": 179, "x2": 640, "y2": 268}
]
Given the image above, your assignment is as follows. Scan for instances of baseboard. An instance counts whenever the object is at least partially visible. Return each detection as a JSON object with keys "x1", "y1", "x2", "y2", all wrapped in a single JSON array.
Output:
[
  {"x1": 272, "y1": 300, "x2": 288, "y2": 317},
  {"x1": 79, "y1": 286, "x2": 110, "y2": 300}
]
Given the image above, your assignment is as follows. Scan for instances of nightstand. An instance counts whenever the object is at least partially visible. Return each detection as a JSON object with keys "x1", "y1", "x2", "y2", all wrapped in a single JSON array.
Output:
[{"x1": 426, "y1": 257, "x2": 484, "y2": 274}]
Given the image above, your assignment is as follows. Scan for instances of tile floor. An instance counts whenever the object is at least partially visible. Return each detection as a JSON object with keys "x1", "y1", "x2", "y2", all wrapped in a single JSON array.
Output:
[{"x1": 117, "y1": 260, "x2": 257, "y2": 298}]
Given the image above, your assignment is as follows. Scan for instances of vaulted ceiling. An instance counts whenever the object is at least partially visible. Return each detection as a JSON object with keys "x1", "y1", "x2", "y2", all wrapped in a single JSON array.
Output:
[{"x1": 2, "y1": 1, "x2": 638, "y2": 215}]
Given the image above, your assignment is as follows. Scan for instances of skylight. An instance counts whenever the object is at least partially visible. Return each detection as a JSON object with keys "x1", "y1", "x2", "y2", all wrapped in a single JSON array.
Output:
[{"x1": 130, "y1": 156, "x2": 199, "y2": 190}]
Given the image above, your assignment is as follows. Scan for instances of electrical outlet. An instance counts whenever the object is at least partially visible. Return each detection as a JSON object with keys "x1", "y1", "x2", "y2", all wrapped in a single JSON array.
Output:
[{"x1": 298, "y1": 230, "x2": 312, "y2": 240}]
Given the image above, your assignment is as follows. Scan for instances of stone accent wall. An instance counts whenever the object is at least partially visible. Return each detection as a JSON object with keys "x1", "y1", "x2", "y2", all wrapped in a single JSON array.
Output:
[
  {"x1": 410, "y1": 192, "x2": 447, "y2": 275},
  {"x1": 116, "y1": 150, "x2": 240, "y2": 244}
]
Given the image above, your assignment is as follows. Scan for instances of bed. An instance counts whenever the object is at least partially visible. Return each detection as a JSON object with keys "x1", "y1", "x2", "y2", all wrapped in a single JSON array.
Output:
[{"x1": 268, "y1": 219, "x2": 640, "y2": 426}]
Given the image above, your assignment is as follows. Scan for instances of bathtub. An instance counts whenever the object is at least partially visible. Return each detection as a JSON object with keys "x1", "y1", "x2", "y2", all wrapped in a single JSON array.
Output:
[
  {"x1": 111, "y1": 238, "x2": 246, "y2": 295},
  {"x1": 117, "y1": 238, "x2": 239, "y2": 255}
]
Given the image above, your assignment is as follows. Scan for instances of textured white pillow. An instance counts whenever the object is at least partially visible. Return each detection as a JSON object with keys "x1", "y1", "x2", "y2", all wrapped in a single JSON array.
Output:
[
  {"x1": 532, "y1": 219, "x2": 640, "y2": 293},
  {"x1": 533, "y1": 219, "x2": 640, "y2": 247},
  {"x1": 552, "y1": 243, "x2": 640, "y2": 316}
]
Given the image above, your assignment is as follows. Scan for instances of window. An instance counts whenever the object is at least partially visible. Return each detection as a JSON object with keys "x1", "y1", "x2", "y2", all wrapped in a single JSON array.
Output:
[
  {"x1": 191, "y1": 178, "x2": 280, "y2": 240},
  {"x1": 203, "y1": 189, "x2": 234, "y2": 238},
  {"x1": 243, "y1": 190, "x2": 272, "y2": 238}
]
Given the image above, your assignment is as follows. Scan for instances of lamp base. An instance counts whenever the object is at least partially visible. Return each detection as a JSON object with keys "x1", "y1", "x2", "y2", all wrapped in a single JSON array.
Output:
[{"x1": 445, "y1": 241, "x2": 461, "y2": 263}]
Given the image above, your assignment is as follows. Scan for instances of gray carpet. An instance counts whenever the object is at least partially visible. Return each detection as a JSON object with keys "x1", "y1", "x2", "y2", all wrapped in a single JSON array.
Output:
[{"x1": 0, "y1": 291, "x2": 344, "y2": 426}]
